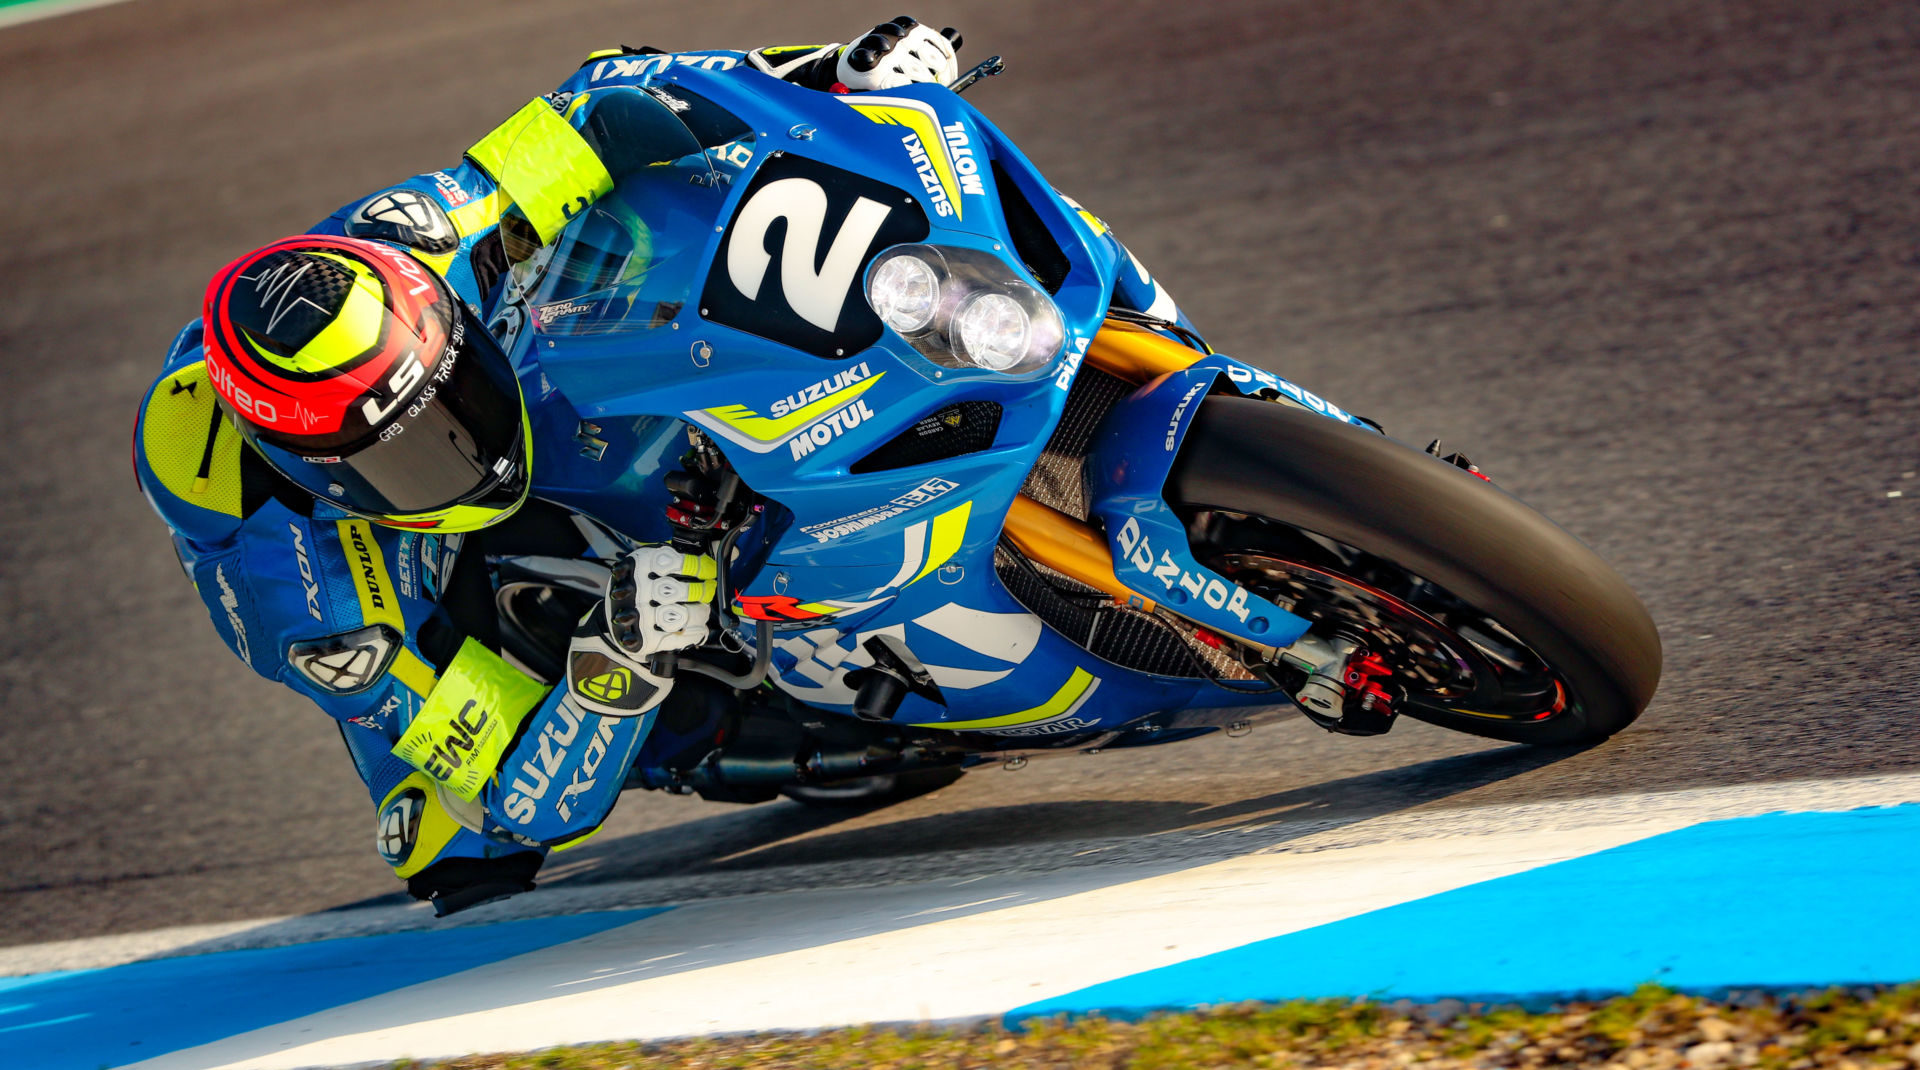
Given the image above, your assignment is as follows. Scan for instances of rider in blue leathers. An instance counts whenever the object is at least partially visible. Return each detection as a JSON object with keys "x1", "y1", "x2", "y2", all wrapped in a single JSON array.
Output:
[{"x1": 135, "y1": 19, "x2": 1187, "y2": 916}]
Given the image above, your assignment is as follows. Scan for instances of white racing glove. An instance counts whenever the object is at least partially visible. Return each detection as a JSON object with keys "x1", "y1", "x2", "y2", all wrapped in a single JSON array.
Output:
[
  {"x1": 566, "y1": 545, "x2": 717, "y2": 717},
  {"x1": 836, "y1": 16, "x2": 961, "y2": 91}
]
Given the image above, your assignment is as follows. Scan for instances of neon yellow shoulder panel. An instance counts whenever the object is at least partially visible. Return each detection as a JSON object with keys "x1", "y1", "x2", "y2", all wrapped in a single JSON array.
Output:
[{"x1": 140, "y1": 361, "x2": 245, "y2": 518}]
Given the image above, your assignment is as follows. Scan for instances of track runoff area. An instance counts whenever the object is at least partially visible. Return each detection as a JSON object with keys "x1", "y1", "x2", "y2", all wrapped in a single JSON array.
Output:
[{"x1": 3, "y1": 775, "x2": 1915, "y2": 1070}]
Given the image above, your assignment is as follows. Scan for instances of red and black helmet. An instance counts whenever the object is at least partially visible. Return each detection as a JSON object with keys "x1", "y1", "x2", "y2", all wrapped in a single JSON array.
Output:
[{"x1": 202, "y1": 235, "x2": 530, "y2": 531}]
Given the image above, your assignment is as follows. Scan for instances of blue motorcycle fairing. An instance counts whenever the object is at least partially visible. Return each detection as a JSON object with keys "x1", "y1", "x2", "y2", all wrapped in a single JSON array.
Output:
[
  {"x1": 513, "y1": 64, "x2": 1347, "y2": 734},
  {"x1": 767, "y1": 576, "x2": 1221, "y2": 736},
  {"x1": 1213, "y1": 360, "x2": 1372, "y2": 428},
  {"x1": 516, "y1": 367, "x2": 683, "y2": 546}
]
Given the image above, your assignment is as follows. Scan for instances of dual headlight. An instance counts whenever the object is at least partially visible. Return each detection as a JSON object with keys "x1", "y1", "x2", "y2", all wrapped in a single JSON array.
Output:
[{"x1": 866, "y1": 245, "x2": 1065, "y2": 375}]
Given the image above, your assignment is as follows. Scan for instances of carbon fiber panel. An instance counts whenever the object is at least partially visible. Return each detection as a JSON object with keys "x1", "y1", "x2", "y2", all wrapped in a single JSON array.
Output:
[{"x1": 1019, "y1": 368, "x2": 1132, "y2": 520}]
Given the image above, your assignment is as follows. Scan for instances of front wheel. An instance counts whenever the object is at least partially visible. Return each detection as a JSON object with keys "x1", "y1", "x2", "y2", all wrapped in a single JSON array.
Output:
[{"x1": 1167, "y1": 397, "x2": 1661, "y2": 745}]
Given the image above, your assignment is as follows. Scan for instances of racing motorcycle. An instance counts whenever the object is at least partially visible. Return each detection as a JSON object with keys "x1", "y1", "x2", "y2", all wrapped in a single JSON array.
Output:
[{"x1": 484, "y1": 55, "x2": 1661, "y2": 805}]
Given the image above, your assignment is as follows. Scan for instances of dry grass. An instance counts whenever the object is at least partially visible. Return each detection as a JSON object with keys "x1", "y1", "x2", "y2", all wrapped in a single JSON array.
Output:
[{"x1": 393, "y1": 983, "x2": 1920, "y2": 1069}]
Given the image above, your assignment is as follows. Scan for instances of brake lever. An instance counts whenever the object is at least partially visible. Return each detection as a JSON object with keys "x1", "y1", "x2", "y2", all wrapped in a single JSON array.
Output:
[{"x1": 948, "y1": 55, "x2": 1005, "y2": 95}]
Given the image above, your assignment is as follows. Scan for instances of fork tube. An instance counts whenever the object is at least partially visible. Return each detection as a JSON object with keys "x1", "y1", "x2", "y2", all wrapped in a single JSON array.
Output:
[
  {"x1": 1083, "y1": 318, "x2": 1205, "y2": 383},
  {"x1": 1002, "y1": 495, "x2": 1157, "y2": 613},
  {"x1": 1003, "y1": 321, "x2": 1203, "y2": 608}
]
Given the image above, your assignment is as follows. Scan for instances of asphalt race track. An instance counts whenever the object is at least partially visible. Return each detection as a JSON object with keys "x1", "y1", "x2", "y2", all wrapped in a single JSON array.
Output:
[{"x1": 1, "y1": 0, "x2": 1915, "y2": 949}]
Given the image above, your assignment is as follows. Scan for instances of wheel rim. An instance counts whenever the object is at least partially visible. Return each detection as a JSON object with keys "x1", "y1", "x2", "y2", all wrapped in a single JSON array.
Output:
[{"x1": 1212, "y1": 549, "x2": 1570, "y2": 723}]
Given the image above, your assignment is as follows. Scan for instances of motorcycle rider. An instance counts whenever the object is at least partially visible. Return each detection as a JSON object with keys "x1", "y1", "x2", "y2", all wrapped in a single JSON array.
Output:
[{"x1": 131, "y1": 19, "x2": 976, "y2": 917}]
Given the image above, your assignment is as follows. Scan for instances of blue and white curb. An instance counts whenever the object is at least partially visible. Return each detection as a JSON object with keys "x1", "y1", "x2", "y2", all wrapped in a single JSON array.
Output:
[
  {"x1": 1012, "y1": 803, "x2": 1920, "y2": 1021},
  {"x1": 0, "y1": 911, "x2": 661, "y2": 1069},
  {"x1": 3, "y1": 774, "x2": 1916, "y2": 1070}
]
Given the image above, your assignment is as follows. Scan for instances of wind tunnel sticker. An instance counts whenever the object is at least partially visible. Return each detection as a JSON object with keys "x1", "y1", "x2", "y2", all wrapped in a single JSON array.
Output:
[
  {"x1": 799, "y1": 477, "x2": 958, "y2": 543},
  {"x1": 844, "y1": 97, "x2": 987, "y2": 220}
]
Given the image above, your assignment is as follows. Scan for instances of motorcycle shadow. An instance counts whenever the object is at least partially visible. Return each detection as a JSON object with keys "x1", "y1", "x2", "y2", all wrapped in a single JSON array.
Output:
[{"x1": 552, "y1": 736, "x2": 1594, "y2": 893}]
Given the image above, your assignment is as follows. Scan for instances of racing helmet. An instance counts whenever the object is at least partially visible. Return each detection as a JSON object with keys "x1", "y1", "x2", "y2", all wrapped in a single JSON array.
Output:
[{"x1": 201, "y1": 234, "x2": 530, "y2": 532}]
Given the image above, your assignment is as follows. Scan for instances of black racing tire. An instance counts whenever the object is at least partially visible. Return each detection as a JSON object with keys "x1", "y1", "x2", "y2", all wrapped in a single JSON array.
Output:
[
  {"x1": 1167, "y1": 396, "x2": 1661, "y2": 745},
  {"x1": 780, "y1": 765, "x2": 966, "y2": 807}
]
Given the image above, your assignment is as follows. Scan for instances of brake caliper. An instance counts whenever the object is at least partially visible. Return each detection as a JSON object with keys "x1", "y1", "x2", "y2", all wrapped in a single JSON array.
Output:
[
  {"x1": 1338, "y1": 650, "x2": 1398, "y2": 735},
  {"x1": 1282, "y1": 636, "x2": 1401, "y2": 736}
]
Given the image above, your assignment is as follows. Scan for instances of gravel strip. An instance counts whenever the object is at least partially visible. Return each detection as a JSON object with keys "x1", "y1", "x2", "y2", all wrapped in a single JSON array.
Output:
[{"x1": 392, "y1": 984, "x2": 1920, "y2": 1069}]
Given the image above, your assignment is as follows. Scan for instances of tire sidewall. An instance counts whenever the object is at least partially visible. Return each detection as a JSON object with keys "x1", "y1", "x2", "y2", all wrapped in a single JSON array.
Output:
[{"x1": 1167, "y1": 396, "x2": 1661, "y2": 745}]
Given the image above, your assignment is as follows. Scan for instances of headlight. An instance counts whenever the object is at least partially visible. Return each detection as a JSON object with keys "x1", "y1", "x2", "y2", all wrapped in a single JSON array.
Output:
[
  {"x1": 869, "y1": 254, "x2": 940, "y2": 334},
  {"x1": 954, "y1": 293, "x2": 1030, "y2": 372},
  {"x1": 865, "y1": 244, "x2": 1064, "y2": 375}
]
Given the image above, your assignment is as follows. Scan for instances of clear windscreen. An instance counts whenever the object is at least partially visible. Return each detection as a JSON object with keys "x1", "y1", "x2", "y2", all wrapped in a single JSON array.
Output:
[{"x1": 500, "y1": 86, "x2": 739, "y2": 338}]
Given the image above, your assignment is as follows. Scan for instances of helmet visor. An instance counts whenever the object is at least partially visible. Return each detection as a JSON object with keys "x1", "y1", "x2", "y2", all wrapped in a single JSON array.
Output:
[{"x1": 255, "y1": 303, "x2": 527, "y2": 518}]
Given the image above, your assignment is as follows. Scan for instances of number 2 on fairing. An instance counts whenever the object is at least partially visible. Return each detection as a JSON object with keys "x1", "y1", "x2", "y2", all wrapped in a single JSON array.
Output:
[{"x1": 725, "y1": 177, "x2": 893, "y2": 333}]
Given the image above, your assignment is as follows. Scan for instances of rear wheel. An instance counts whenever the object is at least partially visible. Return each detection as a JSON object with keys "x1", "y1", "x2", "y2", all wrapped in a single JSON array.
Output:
[{"x1": 1167, "y1": 396, "x2": 1660, "y2": 745}]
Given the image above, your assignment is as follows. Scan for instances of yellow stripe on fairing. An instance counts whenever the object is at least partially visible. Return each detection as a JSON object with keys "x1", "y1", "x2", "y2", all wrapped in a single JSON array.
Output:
[
  {"x1": 549, "y1": 824, "x2": 605, "y2": 852},
  {"x1": 848, "y1": 101, "x2": 964, "y2": 220},
  {"x1": 910, "y1": 500, "x2": 971, "y2": 586},
  {"x1": 913, "y1": 667, "x2": 1097, "y2": 730},
  {"x1": 700, "y1": 373, "x2": 885, "y2": 444}
]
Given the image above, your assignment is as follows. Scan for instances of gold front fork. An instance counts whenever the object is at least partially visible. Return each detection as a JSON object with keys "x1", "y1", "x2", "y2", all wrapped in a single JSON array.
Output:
[
  {"x1": 1080, "y1": 317, "x2": 1207, "y2": 381},
  {"x1": 1001, "y1": 318, "x2": 1207, "y2": 605}
]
